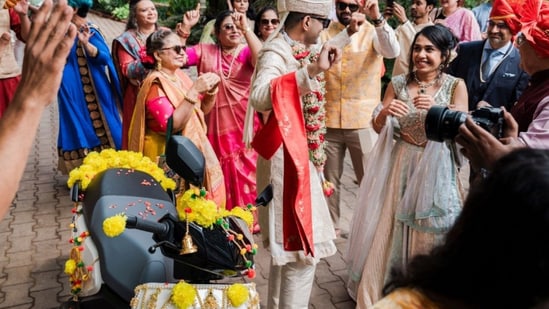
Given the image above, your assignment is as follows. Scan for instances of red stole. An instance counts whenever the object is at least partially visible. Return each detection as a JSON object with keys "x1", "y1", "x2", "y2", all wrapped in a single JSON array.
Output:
[{"x1": 251, "y1": 73, "x2": 314, "y2": 256}]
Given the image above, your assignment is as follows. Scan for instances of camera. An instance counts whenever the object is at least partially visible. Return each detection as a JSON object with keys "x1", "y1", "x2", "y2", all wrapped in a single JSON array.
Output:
[{"x1": 425, "y1": 105, "x2": 504, "y2": 142}]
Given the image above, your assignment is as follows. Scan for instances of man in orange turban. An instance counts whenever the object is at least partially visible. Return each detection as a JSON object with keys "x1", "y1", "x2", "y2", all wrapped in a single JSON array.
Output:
[{"x1": 456, "y1": 0, "x2": 549, "y2": 176}]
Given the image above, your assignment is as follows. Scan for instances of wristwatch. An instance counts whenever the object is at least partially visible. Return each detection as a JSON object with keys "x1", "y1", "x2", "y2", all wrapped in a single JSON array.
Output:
[{"x1": 372, "y1": 15, "x2": 385, "y2": 26}]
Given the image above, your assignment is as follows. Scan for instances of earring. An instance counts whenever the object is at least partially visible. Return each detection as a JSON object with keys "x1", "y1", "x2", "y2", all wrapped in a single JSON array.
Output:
[{"x1": 156, "y1": 60, "x2": 162, "y2": 71}]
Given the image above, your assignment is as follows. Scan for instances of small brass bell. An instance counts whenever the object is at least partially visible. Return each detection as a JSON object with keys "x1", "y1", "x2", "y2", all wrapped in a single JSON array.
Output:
[{"x1": 180, "y1": 233, "x2": 197, "y2": 255}]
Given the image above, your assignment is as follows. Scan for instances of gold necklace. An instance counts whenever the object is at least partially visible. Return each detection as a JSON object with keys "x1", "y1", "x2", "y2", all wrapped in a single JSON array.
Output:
[
  {"x1": 158, "y1": 70, "x2": 179, "y2": 84},
  {"x1": 414, "y1": 72, "x2": 440, "y2": 94},
  {"x1": 136, "y1": 28, "x2": 154, "y2": 45},
  {"x1": 219, "y1": 45, "x2": 241, "y2": 79}
]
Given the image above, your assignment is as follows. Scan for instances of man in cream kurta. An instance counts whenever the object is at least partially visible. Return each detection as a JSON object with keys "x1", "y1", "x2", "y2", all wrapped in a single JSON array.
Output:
[
  {"x1": 246, "y1": 0, "x2": 365, "y2": 307},
  {"x1": 321, "y1": 0, "x2": 399, "y2": 234},
  {"x1": 391, "y1": 0, "x2": 435, "y2": 76}
]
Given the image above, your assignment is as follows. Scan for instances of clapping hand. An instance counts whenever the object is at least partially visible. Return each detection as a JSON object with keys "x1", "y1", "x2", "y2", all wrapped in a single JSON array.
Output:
[
  {"x1": 413, "y1": 94, "x2": 435, "y2": 110},
  {"x1": 384, "y1": 99, "x2": 409, "y2": 118},
  {"x1": 193, "y1": 72, "x2": 221, "y2": 94},
  {"x1": 77, "y1": 23, "x2": 93, "y2": 45}
]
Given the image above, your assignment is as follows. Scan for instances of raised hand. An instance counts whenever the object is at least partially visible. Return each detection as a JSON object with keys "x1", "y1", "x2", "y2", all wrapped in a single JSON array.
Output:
[
  {"x1": 13, "y1": 0, "x2": 29, "y2": 16},
  {"x1": 231, "y1": 11, "x2": 249, "y2": 32},
  {"x1": 182, "y1": 2, "x2": 201, "y2": 27},
  {"x1": 316, "y1": 44, "x2": 342, "y2": 72},
  {"x1": 18, "y1": 0, "x2": 77, "y2": 107},
  {"x1": 361, "y1": 0, "x2": 382, "y2": 20},
  {"x1": 348, "y1": 12, "x2": 366, "y2": 35},
  {"x1": 392, "y1": 2, "x2": 408, "y2": 24}
]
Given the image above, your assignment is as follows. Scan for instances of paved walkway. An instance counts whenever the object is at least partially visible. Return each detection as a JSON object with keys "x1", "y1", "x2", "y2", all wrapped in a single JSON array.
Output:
[{"x1": 0, "y1": 13, "x2": 359, "y2": 309}]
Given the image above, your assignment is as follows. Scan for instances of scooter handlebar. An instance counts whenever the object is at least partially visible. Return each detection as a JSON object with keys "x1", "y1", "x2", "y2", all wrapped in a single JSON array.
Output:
[{"x1": 125, "y1": 216, "x2": 169, "y2": 238}]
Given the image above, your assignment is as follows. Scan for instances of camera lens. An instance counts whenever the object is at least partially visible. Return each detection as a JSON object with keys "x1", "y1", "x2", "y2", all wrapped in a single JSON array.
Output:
[{"x1": 425, "y1": 105, "x2": 467, "y2": 142}]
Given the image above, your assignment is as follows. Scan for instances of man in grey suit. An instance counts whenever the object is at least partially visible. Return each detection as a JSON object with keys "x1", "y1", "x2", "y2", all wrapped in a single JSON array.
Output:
[{"x1": 448, "y1": 0, "x2": 528, "y2": 111}]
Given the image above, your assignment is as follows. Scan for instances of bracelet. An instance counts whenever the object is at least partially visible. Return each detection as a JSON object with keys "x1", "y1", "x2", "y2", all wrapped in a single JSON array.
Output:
[
  {"x1": 183, "y1": 93, "x2": 200, "y2": 105},
  {"x1": 372, "y1": 15, "x2": 385, "y2": 26},
  {"x1": 206, "y1": 87, "x2": 219, "y2": 96},
  {"x1": 178, "y1": 30, "x2": 190, "y2": 39},
  {"x1": 242, "y1": 26, "x2": 250, "y2": 35},
  {"x1": 176, "y1": 23, "x2": 191, "y2": 39}
]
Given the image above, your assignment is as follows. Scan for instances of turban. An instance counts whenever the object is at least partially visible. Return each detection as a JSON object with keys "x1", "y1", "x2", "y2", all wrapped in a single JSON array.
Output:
[
  {"x1": 278, "y1": 0, "x2": 332, "y2": 17},
  {"x1": 490, "y1": 0, "x2": 523, "y2": 35},
  {"x1": 518, "y1": 0, "x2": 549, "y2": 57}
]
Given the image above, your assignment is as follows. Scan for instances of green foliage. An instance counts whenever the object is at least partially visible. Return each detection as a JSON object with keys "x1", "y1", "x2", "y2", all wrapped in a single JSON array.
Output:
[
  {"x1": 112, "y1": 4, "x2": 129, "y2": 20},
  {"x1": 94, "y1": 0, "x2": 127, "y2": 15}
]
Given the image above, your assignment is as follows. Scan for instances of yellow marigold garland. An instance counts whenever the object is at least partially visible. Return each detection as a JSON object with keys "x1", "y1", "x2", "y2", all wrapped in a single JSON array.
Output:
[
  {"x1": 67, "y1": 149, "x2": 176, "y2": 191},
  {"x1": 102, "y1": 187, "x2": 259, "y2": 279},
  {"x1": 64, "y1": 259, "x2": 77, "y2": 275},
  {"x1": 226, "y1": 283, "x2": 249, "y2": 307},
  {"x1": 177, "y1": 188, "x2": 255, "y2": 228},
  {"x1": 103, "y1": 213, "x2": 127, "y2": 237},
  {"x1": 171, "y1": 281, "x2": 197, "y2": 309}
]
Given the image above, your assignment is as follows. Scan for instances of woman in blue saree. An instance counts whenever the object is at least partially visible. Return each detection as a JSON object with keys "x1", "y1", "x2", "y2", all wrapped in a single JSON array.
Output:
[{"x1": 57, "y1": 2, "x2": 122, "y2": 173}]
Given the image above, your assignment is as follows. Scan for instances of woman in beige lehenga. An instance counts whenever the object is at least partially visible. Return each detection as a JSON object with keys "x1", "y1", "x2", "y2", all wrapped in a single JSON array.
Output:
[{"x1": 346, "y1": 24, "x2": 467, "y2": 307}]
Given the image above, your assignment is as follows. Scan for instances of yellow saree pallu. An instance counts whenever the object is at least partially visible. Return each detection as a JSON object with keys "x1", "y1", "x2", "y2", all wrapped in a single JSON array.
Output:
[{"x1": 129, "y1": 70, "x2": 226, "y2": 208}]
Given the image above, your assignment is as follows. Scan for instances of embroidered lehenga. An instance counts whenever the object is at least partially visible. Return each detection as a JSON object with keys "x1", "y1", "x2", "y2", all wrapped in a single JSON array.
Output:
[
  {"x1": 346, "y1": 74, "x2": 464, "y2": 307},
  {"x1": 57, "y1": 25, "x2": 122, "y2": 174}
]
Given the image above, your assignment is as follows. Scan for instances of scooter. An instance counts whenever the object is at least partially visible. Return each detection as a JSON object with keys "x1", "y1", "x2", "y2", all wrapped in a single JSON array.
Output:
[{"x1": 60, "y1": 135, "x2": 272, "y2": 309}]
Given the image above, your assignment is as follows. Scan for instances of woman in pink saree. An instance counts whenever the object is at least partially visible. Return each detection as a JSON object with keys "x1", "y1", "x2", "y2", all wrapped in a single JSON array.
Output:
[{"x1": 178, "y1": 9, "x2": 262, "y2": 217}]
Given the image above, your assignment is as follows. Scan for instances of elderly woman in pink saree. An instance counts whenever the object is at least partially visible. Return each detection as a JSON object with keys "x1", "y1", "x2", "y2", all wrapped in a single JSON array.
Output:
[
  {"x1": 177, "y1": 9, "x2": 262, "y2": 215},
  {"x1": 432, "y1": 0, "x2": 482, "y2": 42}
]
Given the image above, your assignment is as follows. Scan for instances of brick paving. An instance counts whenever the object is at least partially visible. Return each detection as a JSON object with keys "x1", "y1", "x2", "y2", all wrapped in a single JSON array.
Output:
[{"x1": 0, "y1": 12, "x2": 359, "y2": 309}]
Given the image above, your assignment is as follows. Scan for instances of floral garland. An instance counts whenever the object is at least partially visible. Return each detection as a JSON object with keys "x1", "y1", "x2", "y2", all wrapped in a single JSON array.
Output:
[
  {"x1": 67, "y1": 149, "x2": 176, "y2": 191},
  {"x1": 103, "y1": 187, "x2": 258, "y2": 279},
  {"x1": 291, "y1": 43, "x2": 335, "y2": 197},
  {"x1": 292, "y1": 43, "x2": 327, "y2": 170}
]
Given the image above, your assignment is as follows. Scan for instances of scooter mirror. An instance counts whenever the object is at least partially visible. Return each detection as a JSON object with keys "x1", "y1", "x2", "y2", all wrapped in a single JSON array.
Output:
[{"x1": 165, "y1": 136, "x2": 205, "y2": 187}]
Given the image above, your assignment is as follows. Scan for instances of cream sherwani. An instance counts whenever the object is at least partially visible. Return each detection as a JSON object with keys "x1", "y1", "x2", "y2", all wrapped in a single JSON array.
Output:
[{"x1": 248, "y1": 29, "x2": 350, "y2": 308}]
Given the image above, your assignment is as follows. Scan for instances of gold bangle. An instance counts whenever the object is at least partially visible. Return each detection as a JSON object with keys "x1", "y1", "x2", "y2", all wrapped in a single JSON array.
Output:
[
  {"x1": 206, "y1": 87, "x2": 219, "y2": 96},
  {"x1": 183, "y1": 93, "x2": 199, "y2": 105}
]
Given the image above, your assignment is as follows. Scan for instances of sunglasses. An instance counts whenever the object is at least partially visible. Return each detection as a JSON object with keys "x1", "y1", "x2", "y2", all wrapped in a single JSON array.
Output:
[
  {"x1": 260, "y1": 18, "x2": 280, "y2": 26},
  {"x1": 311, "y1": 16, "x2": 331, "y2": 29},
  {"x1": 161, "y1": 45, "x2": 186, "y2": 53},
  {"x1": 336, "y1": 2, "x2": 359, "y2": 12},
  {"x1": 487, "y1": 20, "x2": 508, "y2": 29},
  {"x1": 222, "y1": 23, "x2": 236, "y2": 31}
]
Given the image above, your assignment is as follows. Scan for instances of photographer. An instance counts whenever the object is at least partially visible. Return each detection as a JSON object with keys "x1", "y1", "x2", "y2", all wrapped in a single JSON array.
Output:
[{"x1": 456, "y1": 0, "x2": 549, "y2": 173}]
